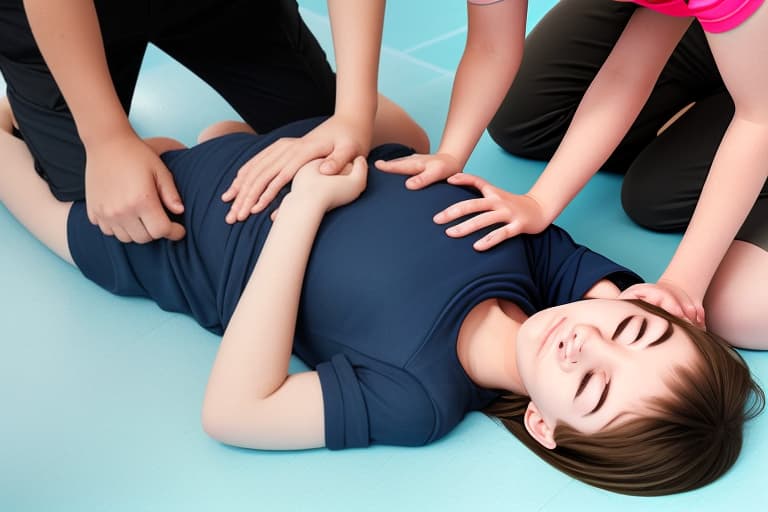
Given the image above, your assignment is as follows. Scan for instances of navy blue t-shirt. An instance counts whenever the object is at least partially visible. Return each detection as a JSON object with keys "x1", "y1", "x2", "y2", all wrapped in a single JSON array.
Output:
[{"x1": 66, "y1": 118, "x2": 642, "y2": 450}]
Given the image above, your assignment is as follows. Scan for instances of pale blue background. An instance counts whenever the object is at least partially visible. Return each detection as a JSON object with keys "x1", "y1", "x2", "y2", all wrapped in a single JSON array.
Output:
[{"x1": 1, "y1": 1, "x2": 766, "y2": 510}]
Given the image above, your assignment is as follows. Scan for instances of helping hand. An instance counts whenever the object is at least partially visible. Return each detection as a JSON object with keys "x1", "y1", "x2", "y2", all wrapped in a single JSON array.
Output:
[
  {"x1": 375, "y1": 152, "x2": 461, "y2": 190},
  {"x1": 619, "y1": 280, "x2": 705, "y2": 328},
  {"x1": 433, "y1": 173, "x2": 550, "y2": 250},
  {"x1": 222, "y1": 115, "x2": 372, "y2": 223},
  {"x1": 85, "y1": 131, "x2": 185, "y2": 243}
]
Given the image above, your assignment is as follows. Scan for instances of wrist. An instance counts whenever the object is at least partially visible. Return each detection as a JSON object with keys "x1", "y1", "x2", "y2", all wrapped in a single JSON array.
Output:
[
  {"x1": 281, "y1": 191, "x2": 329, "y2": 216},
  {"x1": 80, "y1": 116, "x2": 134, "y2": 148}
]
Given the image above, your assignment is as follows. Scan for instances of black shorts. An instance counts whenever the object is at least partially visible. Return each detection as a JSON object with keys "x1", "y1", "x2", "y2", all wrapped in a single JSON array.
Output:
[{"x1": 0, "y1": 0, "x2": 336, "y2": 201}]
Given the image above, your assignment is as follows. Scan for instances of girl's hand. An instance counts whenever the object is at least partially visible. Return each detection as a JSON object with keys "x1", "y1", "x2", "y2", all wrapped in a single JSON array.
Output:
[
  {"x1": 375, "y1": 152, "x2": 462, "y2": 190},
  {"x1": 291, "y1": 155, "x2": 368, "y2": 212},
  {"x1": 222, "y1": 115, "x2": 372, "y2": 224},
  {"x1": 619, "y1": 280, "x2": 705, "y2": 328},
  {"x1": 433, "y1": 173, "x2": 551, "y2": 251}
]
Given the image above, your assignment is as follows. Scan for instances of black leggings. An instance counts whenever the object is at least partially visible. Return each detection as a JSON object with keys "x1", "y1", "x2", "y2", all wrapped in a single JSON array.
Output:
[
  {"x1": 487, "y1": 0, "x2": 767, "y2": 250},
  {"x1": 0, "y1": 0, "x2": 336, "y2": 201}
]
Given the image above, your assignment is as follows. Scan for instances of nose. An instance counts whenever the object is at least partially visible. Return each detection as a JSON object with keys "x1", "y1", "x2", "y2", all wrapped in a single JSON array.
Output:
[{"x1": 557, "y1": 324, "x2": 609, "y2": 370}]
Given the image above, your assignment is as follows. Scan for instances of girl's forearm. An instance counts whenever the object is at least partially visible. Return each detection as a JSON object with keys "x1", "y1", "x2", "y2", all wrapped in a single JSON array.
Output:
[
  {"x1": 662, "y1": 118, "x2": 768, "y2": 300},
  {"x1": 206, "y1": 193, "x2": 324, "y2": 405},
  {"x1": 327, "y1": 0, "x2": 385, "y2": 125},
  {"x1": 23, "y1": 0, "x2": 131, "y2": 145},
  {"x1": 529, "y1": 11, "x2": 692, "y2": 222},
  {"x1": 437, "y1": 1, "x2": 526, "y2": 167}
]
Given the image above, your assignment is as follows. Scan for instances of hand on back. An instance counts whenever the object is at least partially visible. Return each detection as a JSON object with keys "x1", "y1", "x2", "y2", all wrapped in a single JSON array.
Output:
[
  {"x1": 85, "y1": 130, "x2": 185, "y2": 243},
  {"x1": 375, "y1": 152, "x2": 462, "y2": 190},
  {"x1": 222, "y1": 114, "x2": 373, "y2": 223},
  {"x1": 434, "y1": 173, "x2": 551, "y2": 250}
]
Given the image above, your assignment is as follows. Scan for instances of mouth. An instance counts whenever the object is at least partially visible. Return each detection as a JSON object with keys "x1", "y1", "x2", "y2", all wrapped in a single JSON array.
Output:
[{"x1": 537, "y1": 316, "x2": 565, "y2": 358}]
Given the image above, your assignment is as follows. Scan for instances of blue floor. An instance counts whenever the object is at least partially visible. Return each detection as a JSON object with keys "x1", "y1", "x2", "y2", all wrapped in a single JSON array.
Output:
[{"x1": 1, "y1": 1, "x2": 766, "y2": 510}]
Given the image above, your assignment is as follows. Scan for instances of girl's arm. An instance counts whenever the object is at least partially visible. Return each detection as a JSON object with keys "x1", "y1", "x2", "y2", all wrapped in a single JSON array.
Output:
[
  {"x1": 23, "y1": 0, "x2": 185, "y2": 244},
  {"x1": 221, "y1": 0, "x2": 386, "y2": 221},
  {"x1": 433, "y1": 9, "x2": 692, "y2": 250},
  {"x1": 624, "y1": 4, "x2": 768, "y2": 319},
  {"x1": 376, "y1": 1, "x2": 526, "y2": 188},
  {"x1": 527, "y1": 8, "x2": 691, "y2": 225},
  {"x1": 202, "y1": 157, "x2": 368, "y2": 450}
]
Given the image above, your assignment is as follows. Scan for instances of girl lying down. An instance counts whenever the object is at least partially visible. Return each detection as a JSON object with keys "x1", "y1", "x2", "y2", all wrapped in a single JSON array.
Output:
[{"x1": 0, "y1": 100, "x2": 762, "y2": 496}]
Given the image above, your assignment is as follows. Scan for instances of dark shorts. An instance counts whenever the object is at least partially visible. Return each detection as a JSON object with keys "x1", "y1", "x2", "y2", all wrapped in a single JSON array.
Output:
[
  {"x1": 0, "y1": 0, "x2": 336, "y2": 201},
  {"x1": 486, "y1": 0, "x2": 767, "y2": 251}
]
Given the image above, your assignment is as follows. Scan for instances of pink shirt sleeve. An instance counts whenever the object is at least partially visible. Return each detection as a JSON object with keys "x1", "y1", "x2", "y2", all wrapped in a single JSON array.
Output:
[{"x1": 627, "y1": 0, "x2": 765, "y2": 33}]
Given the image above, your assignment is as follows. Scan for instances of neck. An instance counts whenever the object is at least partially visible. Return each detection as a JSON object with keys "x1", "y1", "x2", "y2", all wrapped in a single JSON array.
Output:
[{"x1": 456, "y1": 298, "x2": 527, "y2": 395}]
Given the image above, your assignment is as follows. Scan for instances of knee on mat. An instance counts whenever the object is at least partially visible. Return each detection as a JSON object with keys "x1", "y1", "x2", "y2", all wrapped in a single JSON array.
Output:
[
  {"x1": 487, "y1": 104, "x2": 561, "y2": 160},
  {"x1": 620, "y1": 173, "x2": 688, "y2": 232}
]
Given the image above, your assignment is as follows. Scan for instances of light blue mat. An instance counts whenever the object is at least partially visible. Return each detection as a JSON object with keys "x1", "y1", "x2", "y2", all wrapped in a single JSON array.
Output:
[{"x1": 1, "y1": 2, "x2": 766, "y2": 510}]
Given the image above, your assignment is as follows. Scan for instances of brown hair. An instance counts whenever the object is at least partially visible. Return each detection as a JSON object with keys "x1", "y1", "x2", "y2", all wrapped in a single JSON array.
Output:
[{"x1": 483, "y1": 300, "x2": 765, "y2": 496}]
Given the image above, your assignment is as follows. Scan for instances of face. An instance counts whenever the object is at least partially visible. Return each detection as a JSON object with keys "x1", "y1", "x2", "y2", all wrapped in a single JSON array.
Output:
[{"x1": 515, "y1": 299, "x2": 698, "y2": 448}]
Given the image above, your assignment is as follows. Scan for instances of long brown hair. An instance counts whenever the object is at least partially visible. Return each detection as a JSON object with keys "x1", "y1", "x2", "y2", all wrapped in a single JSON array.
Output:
[{"x1": 483, "y1": 300, "x2": 765, "y2": 496}]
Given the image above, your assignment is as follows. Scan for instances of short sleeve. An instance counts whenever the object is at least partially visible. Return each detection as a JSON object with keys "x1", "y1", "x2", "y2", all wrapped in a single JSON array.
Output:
[
  {"x1": 316, "y1": 354, "x2": 436, "y2": 450},
  {"x1": 527, "y1": 226, "x2": 643, "y2": 307}
]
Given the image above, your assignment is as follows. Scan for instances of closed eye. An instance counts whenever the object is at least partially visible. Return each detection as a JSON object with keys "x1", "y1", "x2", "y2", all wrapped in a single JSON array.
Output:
[{"x1": 575, "y1": 370, "x2": 593, "y2": 398}]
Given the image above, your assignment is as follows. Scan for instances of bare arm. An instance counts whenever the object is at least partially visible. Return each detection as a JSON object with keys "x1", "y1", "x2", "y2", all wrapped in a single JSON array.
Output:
[
  {"x1": 529, "y1": 9, "x2": 692, "y2": 223},
  {"x1": 433, "y1": 10, "x2": 692, "y2": 249},
  {"x1": 202, "y1": 157, "x2": 368, "y2": 450},
  {"x1": 23, "y1": 0, "x2": 184, "y2": 243},
  {"x1": 326, "y1": 0, "x2": 385, "y2": 145},
  {"x1": 659, "y1": 5, "x2": 768, "y2": 303},
  {"x1": 437, "y1": 0, "x2": 526, "y2": 169},
  {"x1": 22, "y1": 0, "x2": 127, "y2": 143},
  {"x1": 376, "y1": 0, "x2": 526, "y2": 188}
]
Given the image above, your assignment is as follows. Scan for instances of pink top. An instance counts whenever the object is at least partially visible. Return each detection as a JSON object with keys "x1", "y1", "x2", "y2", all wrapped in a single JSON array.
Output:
[{"x1": 624, "y1": 0, "x2": 765, "y2": 32}]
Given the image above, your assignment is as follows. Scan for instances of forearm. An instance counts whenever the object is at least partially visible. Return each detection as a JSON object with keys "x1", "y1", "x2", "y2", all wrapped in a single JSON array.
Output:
[
  {"x1": 23, "y1": 0, "x2": 130, "y2": 144},
  {"x1": 326, "y1": 0, "x2": 385, "y2": 125},
  {"x1": 662, "y1": 119, "x2": 768, "y2": 300},
  {"x1": 207, "y1": 194, "x2": 324, "y2": 404},
  {"x1": 437, "y1": 2, "x2": 526, "y2": 168},
  {"x1": 529, "y1": 10, "x2": 691, "y2": 222}
]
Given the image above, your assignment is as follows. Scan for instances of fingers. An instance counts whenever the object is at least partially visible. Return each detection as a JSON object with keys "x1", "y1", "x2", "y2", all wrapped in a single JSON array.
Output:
[
  {"x1": 375, "y1": 157, "x2": 426, "y2": 176},
  {"x1": 447, "y1": 173, "x2": 488, "y2": 190},
  {"x1": 156, "y1": 166, "x2": 184, "y2": 214},
  {"x1": 433, "y1": 198, "x2": 492, "y2": 224},
  {"x1": 444, "y1": 210, "x2": 508, "y2": 238},
  {"x1": 320, "y1": 144, "x2": 357, "y2": 175},
  {"x1": 405, "y1": 165, "x2": 447, "y2": 190},
  {"x1": 473, "y1": 223, "x2": 520, "y2": 251}
]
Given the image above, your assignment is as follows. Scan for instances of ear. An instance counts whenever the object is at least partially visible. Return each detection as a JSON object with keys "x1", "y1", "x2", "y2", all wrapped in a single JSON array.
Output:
[{"x1": 524, "y1": 402, "x2": 557, "y2": 450}]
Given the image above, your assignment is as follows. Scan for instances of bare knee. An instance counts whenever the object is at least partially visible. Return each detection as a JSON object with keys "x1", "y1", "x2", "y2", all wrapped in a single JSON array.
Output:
[
  {"x1": 704, "y1": 241, "x2": 768, "y2": 349},
  {"x1": 373, "y1": 95, "x2": 430, "y2": 154},
  {"x1": 144, "y1": 137, "x2": 186, "y2": 155},
  {"x1": 197, "y1": 121, "x2": 256, "y2": 144}
]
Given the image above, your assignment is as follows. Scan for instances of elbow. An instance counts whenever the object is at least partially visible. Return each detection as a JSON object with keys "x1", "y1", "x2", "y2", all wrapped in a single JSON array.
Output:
[{"x1": 201, "y1": 396, "x2": 248, "y2": 447}]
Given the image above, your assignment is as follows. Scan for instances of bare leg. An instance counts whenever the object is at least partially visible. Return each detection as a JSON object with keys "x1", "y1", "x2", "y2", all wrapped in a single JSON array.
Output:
[
  {"x1": 0, "y1": 97, "x2": 74, "y2": 264},
  {"x1": 705, "y1": 240, "x2": 768, "y2": 350},
  {"x1": 144, "y1": 136, "x2": 187, "y2": 154},
  {"x1": 197, "y1": 94, "x2": 429, "y2": 152},
  {"x1": 198, "y1": 121, "x2": 256, "y2": 144}
]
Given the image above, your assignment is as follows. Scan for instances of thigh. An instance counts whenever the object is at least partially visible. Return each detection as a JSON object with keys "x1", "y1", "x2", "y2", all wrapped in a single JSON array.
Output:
[
  {"x1": 152, "y1": 0, "x2": 335, "y2": 134},
  {"x1": 621, "y1": 91, "x2": 768, "y2": 237},
  {"x1": 0, "y1": 1, "x2": 148, "y2": 201}
]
